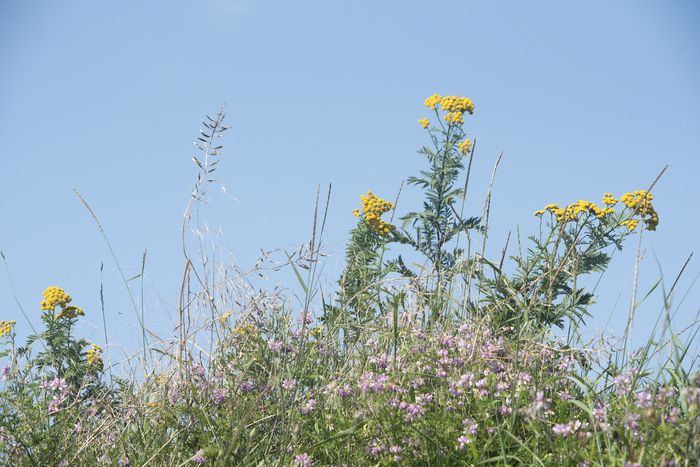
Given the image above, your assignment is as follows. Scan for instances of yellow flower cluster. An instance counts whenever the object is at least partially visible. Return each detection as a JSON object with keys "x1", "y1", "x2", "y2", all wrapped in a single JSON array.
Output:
[
  {"x1": 150, "y1": 373, "x2": 170, "y2": 387},
  {"x1": 422, "y1": 94, "x2": 475, "y2": 126},
  {"x1": 353, "y1": 191, "x2": 396, "y2": 235},
  {"x1": 534, "y1": 200, "x2": 614, "y2": 222},
  {"x1": 444, "y1": 111, "x2": 464, "y2": 125},
  {"x1": 0, "y1": 320, "x2": 16, "y2": 337},
  {"x1": 620, "y1": 190, "x2": 659, "y2": 231},
  {"x1": 424, "y1": 93, "x2": 442, "y2": 110},
  {"x1": 233, "y1": 322, "x2": 256, "y2": 337},
  {"x1": 458, "y1": 139, "x2": 473, "y2": 155},
  {"x1": 55, "y1": 306, "x2": 84, "y2": 320},
  {"x1": 86, "y1": 344, "x2": 102, "y2": 366},
  {"x1": 621, "y1": 219, "x2": 640, "y2": 231},
  {"x1": 219, "y1": 310, "x2": 232, "y2": 325},
  {"x1": 41, "y1": 286, "x2": 71, "y2": 312},
  {"x1": 440, "y1": 95, "x2": 475, "y2": 115},
  {"x1": 621, "y1": 190, "x2": 653, "y2": 214},
  {"x1": 535, "y1": 190, "x2": 660, "y2": 232},
  {"x1": 602, "y1": 193, "x2": 618, "y2": 206},
  {"x1": 418, "y1": 118, "x2": 430, "y2": 129}
]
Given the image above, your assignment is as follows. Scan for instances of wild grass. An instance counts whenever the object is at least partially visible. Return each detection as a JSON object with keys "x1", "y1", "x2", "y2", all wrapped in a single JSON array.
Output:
[{"x1": 0, "y1": 96, "x2": 698, "y2": 466}]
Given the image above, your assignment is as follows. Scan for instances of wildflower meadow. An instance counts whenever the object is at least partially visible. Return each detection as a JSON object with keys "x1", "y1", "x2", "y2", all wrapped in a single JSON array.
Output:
[{"x1": 0, "y1": 94, "x2": 698, "y2": 467}]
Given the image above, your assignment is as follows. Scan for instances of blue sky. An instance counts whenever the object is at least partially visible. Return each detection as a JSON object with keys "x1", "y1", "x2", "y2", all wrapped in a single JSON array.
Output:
[{"x1": 1, "y1": 1, "x2": 699, "y2": 361}]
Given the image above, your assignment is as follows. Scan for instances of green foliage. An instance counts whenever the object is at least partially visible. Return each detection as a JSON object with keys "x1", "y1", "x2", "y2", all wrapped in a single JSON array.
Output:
[
  {"x1": 477, "y1": 208, "x2": 637, "y2": 331},
  {"x1": 334, "y1": 220, "x2": 386, "y2": 338},
  {"x1": 398, "y1": 122, "x2": 480, "y2": 286}
]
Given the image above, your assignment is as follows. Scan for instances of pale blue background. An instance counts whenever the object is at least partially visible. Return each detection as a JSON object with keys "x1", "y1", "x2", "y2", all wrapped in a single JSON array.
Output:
[{"x1": 1, "y1": 1, "x2": 698, "y2": 364}]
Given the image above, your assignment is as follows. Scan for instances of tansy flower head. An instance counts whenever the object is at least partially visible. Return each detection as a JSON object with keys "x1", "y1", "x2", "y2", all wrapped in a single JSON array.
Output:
[
  {"x1": 233, "y1": 322, "x2": 256, "y2": 337},
  {"x1": 219, "y1": 310, "x2": 232, "y2": 325},
  {"x1": 418, "y1": 118, "x2": 430, "y2": 129},
  {"x1": 620, "y1": 190, "x2": 659, "y2": 231},
  {"x1": 0, "y1": 320, "x2": 16, "y2": 337},
  {"x1": 55, "y1": 306, "x2": 84, "y2": 320},
  {"x1": 41, "y1": 286, "x2": 71, "y2": 312},
  {"x1": 444, "y1": 111, "x2": 464, "y2": 125},
  {"x1": 621, "y1": 219, "x2": 639, "y2": 231},
  {"x1": 534, "y1": 200, "x2": 610, "y2": 223},
  {"x1": 355, "y1": 191, "x2": 396, "y2": 235},
  {"x1": 602, "y1": 193, "x2": 618, "y2": 206},
  {"x1": 86, "y1": 344, "x2": 103, "y2": 367},
  {"x1": 424, "y1": 93, "x2": 442, "y2": 110},
  {"x1": 440, "y1": 95, "x2": 475, "y2": 115},
  {"x1": 620, "y1": 190, "x2": 654, "y2": 214},
  {"x1": 458, "y1": 139, "x2": 472, "y2": 155}
]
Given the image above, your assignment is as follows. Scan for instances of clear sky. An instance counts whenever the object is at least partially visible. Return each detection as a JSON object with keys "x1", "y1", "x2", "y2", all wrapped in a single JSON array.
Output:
[{"x1": 1, "y1": 1, "x2": 699, "y2": 362}]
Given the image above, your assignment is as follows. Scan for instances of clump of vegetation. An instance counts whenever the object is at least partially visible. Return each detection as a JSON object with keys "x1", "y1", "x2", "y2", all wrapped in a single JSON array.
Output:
[{"x1": 0, "y1": 95, "x2": 697, "y2": 466}]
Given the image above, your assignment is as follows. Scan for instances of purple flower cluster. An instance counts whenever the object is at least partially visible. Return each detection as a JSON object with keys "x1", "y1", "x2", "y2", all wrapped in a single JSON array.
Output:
[
  {"x1": 191, "y1": 449, "x2": 206, "y2": 464},
  {"x1": 239, "y1": 380, "x2": 256, "y2": 392},
  {"x1": 282, "y1": 378, "x2": 297, "y2": 391},
  {"x1": 301, "y1": 398, "x2": 316, "y2": 415},
  {"x1": 294, "y1": 453, "x2": 313, "y2": 466},
  {"x1": 614, "y1": 374, "x2": 632, "y2": 396},
  {"x1": 398, "y1": 401, "x2": 425, "y2": 422},
  {"x1": 359, "y1": 372, "x2": 389, "y2": 393},
  {"x1": 269, "y1": 339, "x2": 293, "y2": 353},
  {"x1": 213, "y1": 387, "x2": 227, "y2": 404},
  {"x1": 40, "y1": 377, "x2": 69, "y2": 414}
]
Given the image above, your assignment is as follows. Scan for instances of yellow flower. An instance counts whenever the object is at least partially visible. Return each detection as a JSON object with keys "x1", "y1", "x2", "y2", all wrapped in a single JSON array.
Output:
[
  {"x1": 0, "y1": 320, "x2": 16, "y2": 337},
  {"x1": 440, "y1": 95, "x2": 475, "y2": 115},
  {"x1": 233, "y1": 322, "x2": 256, "y2": 337},
  {"x1": 535, "y1": 200, "x2": 608, "y2": 223},
  {"x1": 424, "y1": 93, "x2": 442, "y2": 110},
  {"x1": 620, "y1": 190, "x2": 659, "y2": 231},
  {"x1": 418, "y1": 117, "x2": 430, "y2": 129},
  {"x1": 86, "y1": 344, "x2": 103, "y2": 367},
  {"x1": 621, "y1": 219, "x2": 639, "y2": 231},
  {"x1": 219, "y1": 310, "x2": 232, "y2": 325},
  {"x1": 444, "y1": 111, "x2": 464, "y2": 125},
  {"x1": 621, "y1": 190, "x2": 653, "y2": 214},
  {"x1": 458, "y1": 139, "x2": 472, "y2": 155},
  {"x1": 600, "y1": 207, "x2": 615, "y2": 217},
  {"x1": 536, "y1": 190, "x2": 658, "y2": 231},
  {"x1": 602, "y1": 193, "x2": 618, "y2": 206},
  {"x1": 55, "y1": 306, "x2": 84, "y2": 320},
  {"x1": 41, "y1": 286, "x2": 71, "y2": 312},
  {"x1": 354, "y1": 191, "x2": 396, "y2": 235}
]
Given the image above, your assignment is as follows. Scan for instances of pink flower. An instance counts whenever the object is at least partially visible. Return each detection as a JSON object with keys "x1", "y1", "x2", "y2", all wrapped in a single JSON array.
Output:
[
  {"x1": 635, "y1": 390, "x2": 653, "y2": 408},
  {"x1": 457, "y1": 435, "x2": 470, "y2": 450},
  {"x1": 213, "y1": 388, "x2": 227, "y2": 404},
  {"x1": 48, "y1": 397, "x2": 64, "y2": 414},
  {"x1": 239, "y1": 380, "x2": 255, "y2": 392},
  {"x1": 282, "y1": 378, "x2": 297, "y2": 390},
  {"x1": 294, "y1": 453, "x2": 313, "y2": 466},
  {"x1": 301, "y1": 399, "x2": 316, "y2": 415},
  {"x1": 192, "y1": 449, "x2": 206, "y2": 464},
  {"x1": 553, "y1": 423, "x2": 572, "y2": 437}
]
